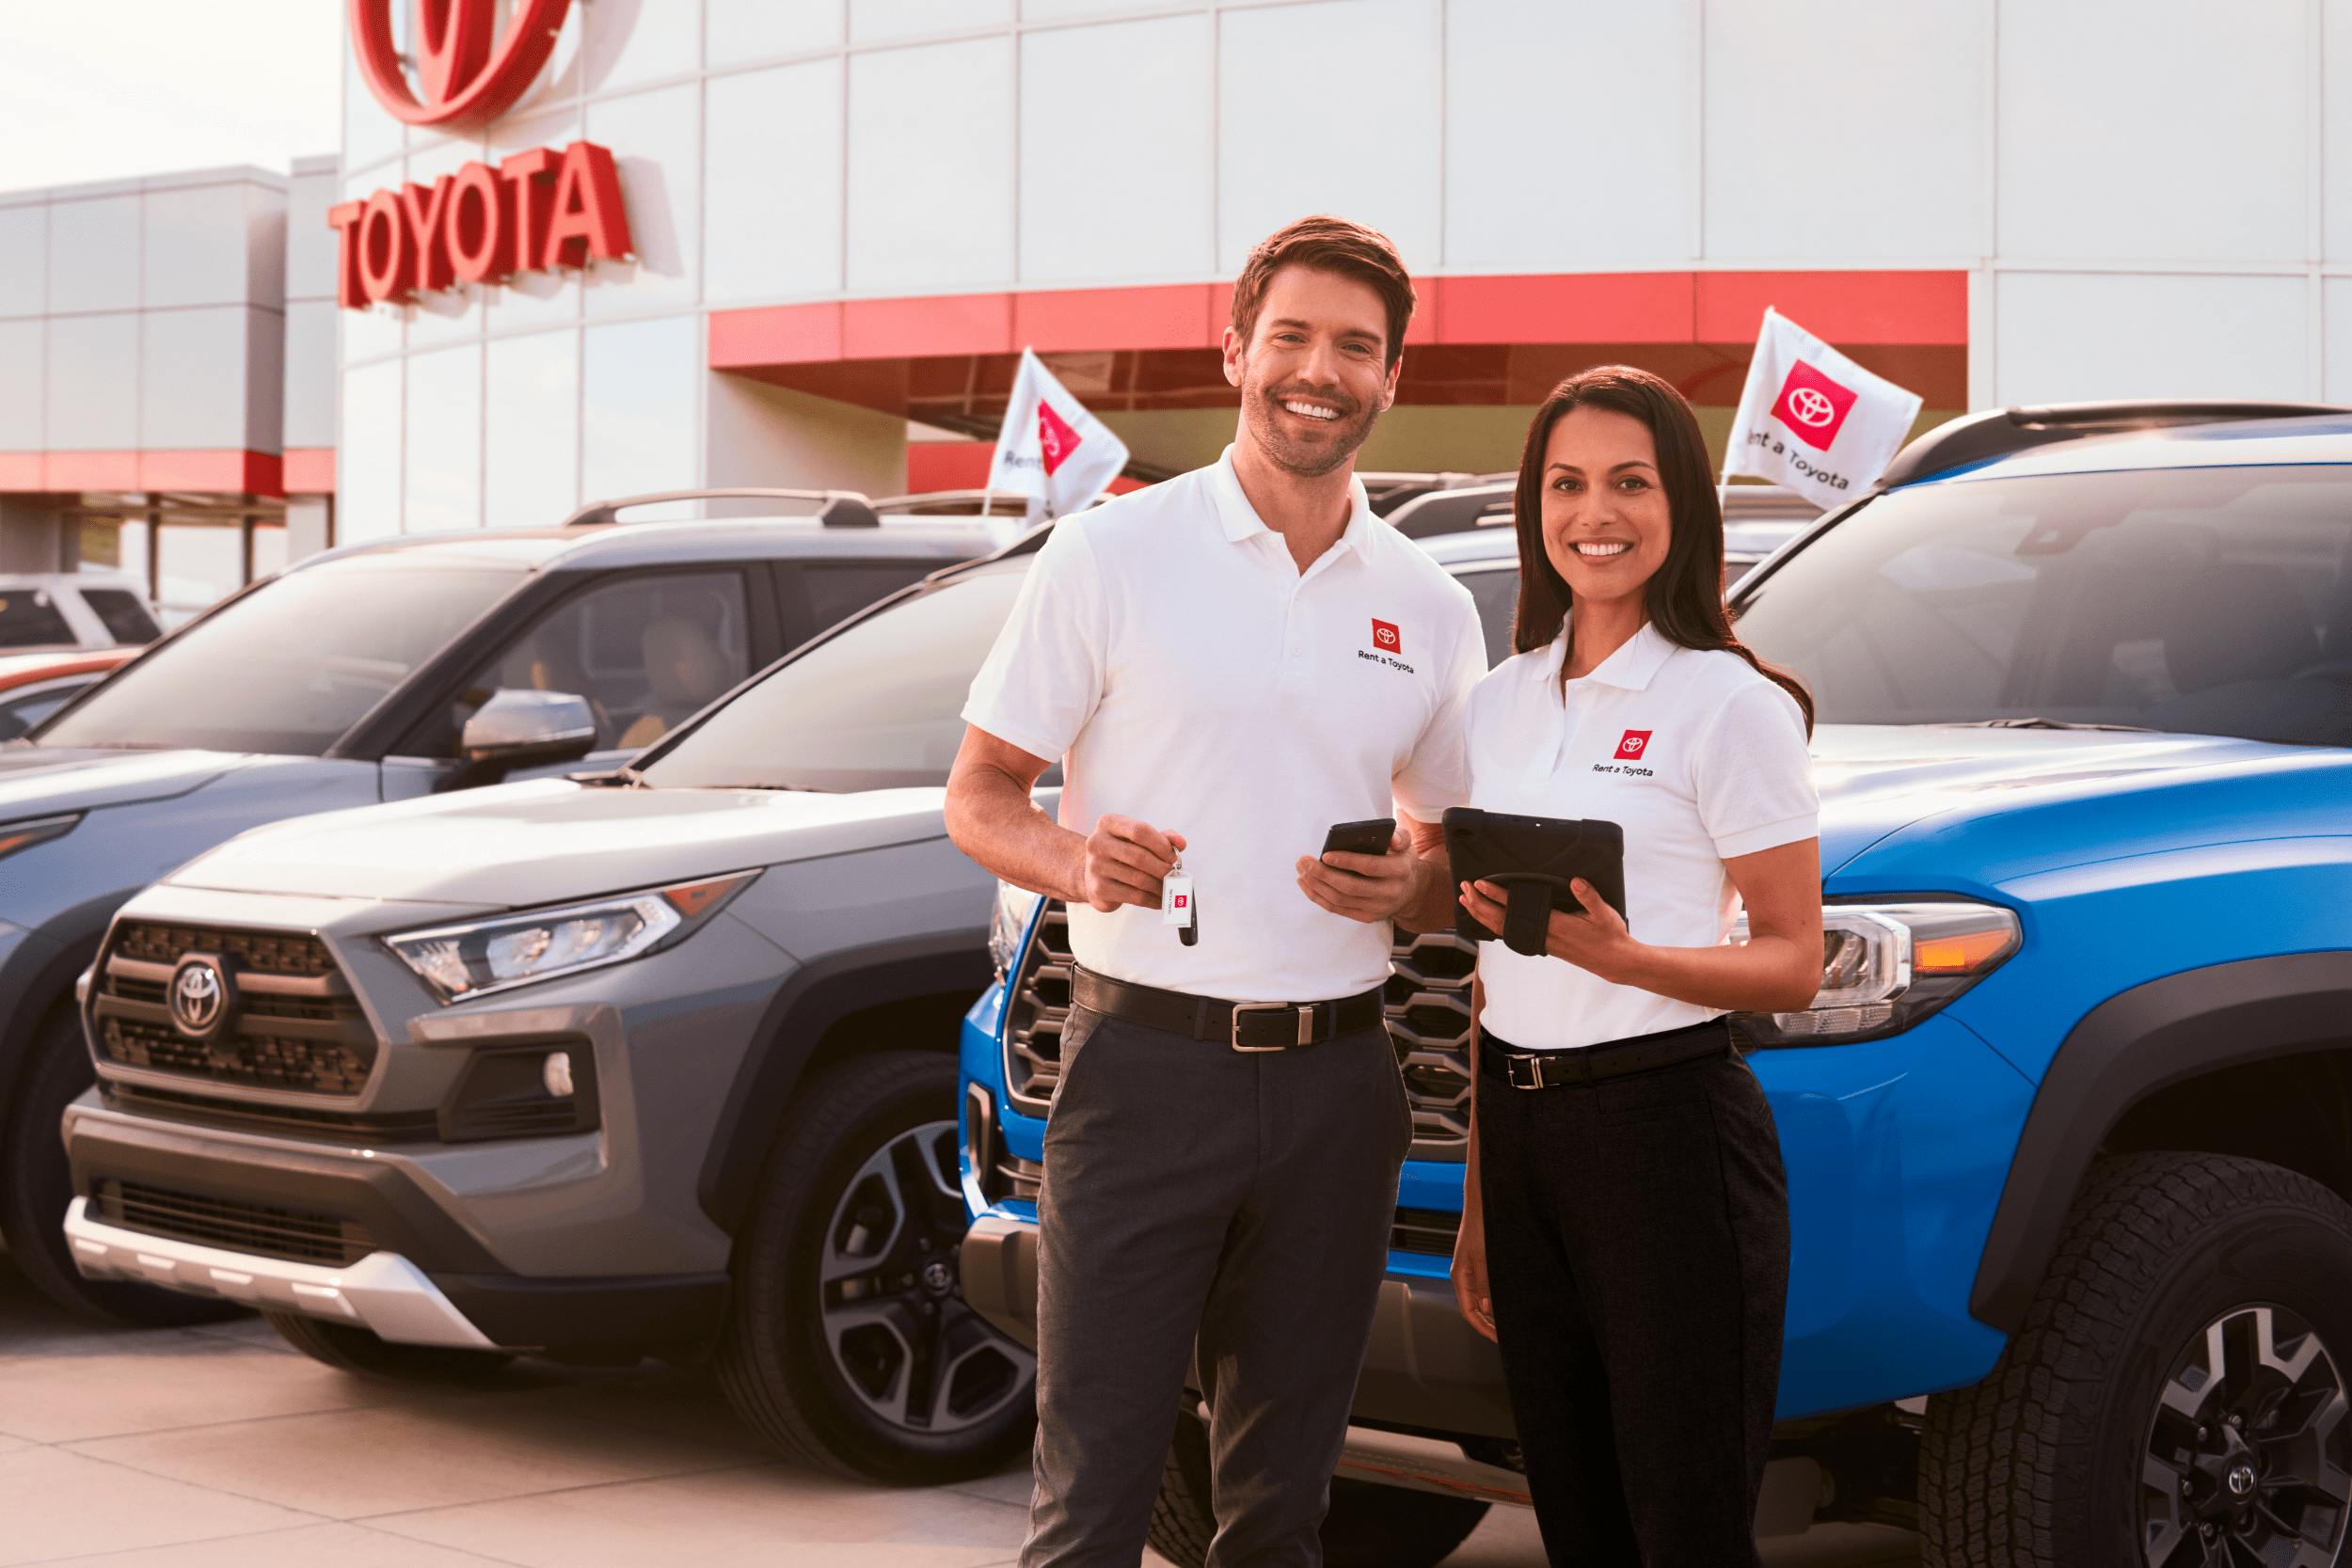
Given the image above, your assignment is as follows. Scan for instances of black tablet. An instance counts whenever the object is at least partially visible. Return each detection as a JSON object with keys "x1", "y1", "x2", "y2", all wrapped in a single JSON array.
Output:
[{"x1": 1441, "y1": 806, "x2": 1627, "y2": 957}]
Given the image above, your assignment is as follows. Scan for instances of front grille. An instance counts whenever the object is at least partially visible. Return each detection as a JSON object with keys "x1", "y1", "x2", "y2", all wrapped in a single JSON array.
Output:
[
  {"x1": 90, "y1": 921, "x2": 374, "y2": 1098},
  {"x1": 998, "y1": 902, "x2": 1477, "y2": 1160},
  {"x1": 1391, "y1": 1206, "x2": 1463, "y2": 1256},
  {"x1": 112, "y1": 922, "x2": 336, "y2": 977},
  {"x1": 91, "y1": 1179, "x2": 374, "y2": 1266}
]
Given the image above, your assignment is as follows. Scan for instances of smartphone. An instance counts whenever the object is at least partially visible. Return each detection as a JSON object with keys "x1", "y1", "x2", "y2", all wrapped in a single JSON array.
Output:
[{"x1": 1323, "y1": 816, "x2": 1398, "y2": 858}]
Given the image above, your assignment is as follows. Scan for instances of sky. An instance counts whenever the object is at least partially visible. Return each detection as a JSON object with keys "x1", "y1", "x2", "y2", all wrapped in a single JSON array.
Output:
[{"x1": 0, "y1": 1, "x2": 342, "y2": 193}]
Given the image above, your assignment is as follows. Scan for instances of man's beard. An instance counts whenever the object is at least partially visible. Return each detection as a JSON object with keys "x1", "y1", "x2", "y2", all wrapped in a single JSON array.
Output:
[{"x1": 1240, "y1": 374, "x2": 1382, "y2": 479}]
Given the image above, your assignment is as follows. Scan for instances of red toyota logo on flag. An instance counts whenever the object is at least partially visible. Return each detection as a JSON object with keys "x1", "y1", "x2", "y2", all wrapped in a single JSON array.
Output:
[
  {"x1": 1771, "y1": 359, "x2": 1859, "y2": 452},
  {"x1": 350, "y1": 0, "x2": 575, "y2": 130},
  {"x1": 1372, "y1": 619, "x2": 1401, "y2": 653},
  {"x1": 1037, "y1": 401, "x2": 1083, "y2": 477},
  {"x1": 1614, "y1": 730, "x2": 1652, "y2": 760}
]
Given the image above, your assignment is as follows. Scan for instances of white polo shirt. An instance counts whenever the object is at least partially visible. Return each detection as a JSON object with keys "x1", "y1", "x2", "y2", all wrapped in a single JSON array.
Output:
[
  {"x1": 963, "y1": 447, "x2": 1486, "y2": 1002},
  {"x1": 1466, "y1": 621, "x2": 1817, "y2": 1051}
]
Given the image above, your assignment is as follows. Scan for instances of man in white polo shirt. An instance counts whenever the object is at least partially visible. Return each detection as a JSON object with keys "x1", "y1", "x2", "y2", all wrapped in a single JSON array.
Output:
[{"x1": 946, "y1": 215, "x2": 1484, "y2": 1568}]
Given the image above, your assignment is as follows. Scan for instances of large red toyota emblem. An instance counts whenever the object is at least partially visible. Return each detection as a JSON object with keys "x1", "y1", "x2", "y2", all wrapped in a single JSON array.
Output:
[{"x1": 350, "y1": 0, "x2": 575, "y2": 130}]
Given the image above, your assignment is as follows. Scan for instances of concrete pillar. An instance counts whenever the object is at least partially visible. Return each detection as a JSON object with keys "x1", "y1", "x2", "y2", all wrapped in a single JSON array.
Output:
[
  {"x1": 284, "y1": 496, "x2": 333, "y2": 560},
  {"x1": 704, "y1": 374, "x2": 908, "y2": 508},
  {"x1": 0, "y1": 498, "x2": 65, "y2": 573}
]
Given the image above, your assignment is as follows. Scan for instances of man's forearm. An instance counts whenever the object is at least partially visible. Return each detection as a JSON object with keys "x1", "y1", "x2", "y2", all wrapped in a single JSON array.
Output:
[{"x1": 945, "y1": 766, "x2": 1091, "y2": 905}]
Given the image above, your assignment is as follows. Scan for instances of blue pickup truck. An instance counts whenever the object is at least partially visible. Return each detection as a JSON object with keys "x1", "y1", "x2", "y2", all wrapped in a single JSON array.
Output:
[{"x1": 958, "y1": 403, "x2": 2352, "y2": 1567}]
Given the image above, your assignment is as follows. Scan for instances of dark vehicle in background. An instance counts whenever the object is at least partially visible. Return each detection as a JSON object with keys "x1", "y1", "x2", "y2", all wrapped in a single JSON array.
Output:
[{"x1": 0, "y1": 490, "x2": 1002, "y2": 1323}]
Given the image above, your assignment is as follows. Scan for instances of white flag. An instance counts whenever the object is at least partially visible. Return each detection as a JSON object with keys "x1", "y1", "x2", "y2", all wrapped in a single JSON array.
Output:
[
  {"x1": 986, "y1": 349, "x2": 1131, "y2": 518},
  {"x1": 1724, "y1": 308, "x2": 1922, "y2": 508}
]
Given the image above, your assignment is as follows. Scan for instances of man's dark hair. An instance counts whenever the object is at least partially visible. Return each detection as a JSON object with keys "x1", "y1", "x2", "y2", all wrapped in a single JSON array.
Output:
[{"x1": 1230, "y1": 215, "x2": 1416, "y2": 371}]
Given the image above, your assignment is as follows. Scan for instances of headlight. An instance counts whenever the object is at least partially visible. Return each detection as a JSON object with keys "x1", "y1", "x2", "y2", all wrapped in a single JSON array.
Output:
[
  {"x1": 0, "y1": 814, "x2": 79, "y2": 859},
  {"x1": 1732, "y1": 899, "x2": 2020, "y2": 1047},
  {"x1": 387, "y1": 870, "x2": 759, "y2": 1004},
  {"x1": 989, "y1": 880, "x2": 1044, "y2": 977}
]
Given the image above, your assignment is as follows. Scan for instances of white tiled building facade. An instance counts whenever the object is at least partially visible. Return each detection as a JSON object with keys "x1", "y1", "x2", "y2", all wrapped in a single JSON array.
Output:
[{"x1": 6, "y1": 0, "x2": 2352, "y2": 598}]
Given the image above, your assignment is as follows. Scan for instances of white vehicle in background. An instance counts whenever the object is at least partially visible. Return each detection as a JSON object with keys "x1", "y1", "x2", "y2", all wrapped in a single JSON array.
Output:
[{"x1": 0, "y1": 574, "x2": 163, "y2": 653}]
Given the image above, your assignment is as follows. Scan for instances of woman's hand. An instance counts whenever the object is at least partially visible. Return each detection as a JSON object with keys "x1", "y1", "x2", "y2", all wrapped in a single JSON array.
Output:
[
  {"x1": 1451, "y1": 1209, "x2": 1497, "y2": 1343},
  {"x1": 1457, "y1": 877, "x2": 1636, "y2": 981}
]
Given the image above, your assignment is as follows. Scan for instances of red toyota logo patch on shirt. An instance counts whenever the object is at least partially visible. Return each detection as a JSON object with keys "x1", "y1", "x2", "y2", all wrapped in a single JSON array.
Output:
[
  {"x1": 1372, "y1": 619, "x2": 1401, "y2": 653},
  {"x1": 1614, "y1": 730, "x2": 1653, "y2": 760}
]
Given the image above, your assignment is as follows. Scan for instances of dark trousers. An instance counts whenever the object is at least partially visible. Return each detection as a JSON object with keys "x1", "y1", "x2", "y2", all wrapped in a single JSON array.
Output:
[
  {"x1": 1021, "y1": 1001, "x2": 1413, "y2": 1568},
  {"x1": 1476, "y1": 1022, "x2": 1791, "y2": 1568}
]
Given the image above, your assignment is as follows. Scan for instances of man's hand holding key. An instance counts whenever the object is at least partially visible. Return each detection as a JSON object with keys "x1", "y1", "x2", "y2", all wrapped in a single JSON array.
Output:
[{"x1": 1080, "y1": 814, "x2": 1188, "y2": 913}]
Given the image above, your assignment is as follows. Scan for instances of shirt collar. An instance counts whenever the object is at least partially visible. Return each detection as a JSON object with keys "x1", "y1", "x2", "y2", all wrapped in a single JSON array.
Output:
[
  {"x1": 1548, "y1": 619, "x2": 1678, "y2": 692},
  {"x1": 1208, "y1": 446, "x2": 1376, "y2": 558}
]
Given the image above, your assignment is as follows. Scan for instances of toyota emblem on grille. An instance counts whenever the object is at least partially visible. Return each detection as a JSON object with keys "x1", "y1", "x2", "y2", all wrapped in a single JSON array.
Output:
[{"x1": 170, "y1": 959, "x2": 228, "y2": 1037}]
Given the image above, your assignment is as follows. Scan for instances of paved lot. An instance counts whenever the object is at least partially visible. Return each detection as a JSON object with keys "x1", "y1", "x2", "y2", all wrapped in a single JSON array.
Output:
[{"x1": 0, "y1": 1250, "x2": 1918, "y2": 1567}]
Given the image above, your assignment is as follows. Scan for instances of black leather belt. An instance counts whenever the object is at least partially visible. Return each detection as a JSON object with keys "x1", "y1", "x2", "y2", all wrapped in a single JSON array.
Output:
[
  {"x1": 1481, "y1": 1017, "x2": 1740, "y2": 1090},
  {"x1": 1072, "y1": 966, "x2": 1387, "y2": 1053}
]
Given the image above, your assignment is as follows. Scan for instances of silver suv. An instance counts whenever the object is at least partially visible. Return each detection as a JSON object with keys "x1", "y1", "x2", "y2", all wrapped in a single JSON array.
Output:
[
  {"x1": 3, "y1": 491, "x2": 998, "y2": 1324},
  {"x1": 61, "y1": 515, "x2": 1526, "y2": 1483}
]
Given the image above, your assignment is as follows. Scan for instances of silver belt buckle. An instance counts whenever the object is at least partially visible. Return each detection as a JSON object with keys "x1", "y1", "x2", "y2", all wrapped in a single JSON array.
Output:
[
  {"x1": 1505, "y1": 1053, "x2": 1543, "y2": 1091},
  {"x1": 1232, "y1": 1002, "x2": 1312, "y2": 1052}
]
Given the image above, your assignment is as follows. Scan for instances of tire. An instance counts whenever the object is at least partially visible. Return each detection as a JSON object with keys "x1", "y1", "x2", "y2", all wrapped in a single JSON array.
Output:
[
  {"x1": 0, "y1": 1005, "x2": 244, "y2": 1326},
  {"x1": 1148, "y1": 1408, "x2": 1491, "y2": 1568},
  {"x1": 1921, "y1": 1151, "x2": 2352, "y2": 1567},
  {"x1": 716, "y1": 1051, "x2": 1036, "y2": 1483},
  {"x1": 264, "y1": 1311, "x2": 516, "y2": 1382}
]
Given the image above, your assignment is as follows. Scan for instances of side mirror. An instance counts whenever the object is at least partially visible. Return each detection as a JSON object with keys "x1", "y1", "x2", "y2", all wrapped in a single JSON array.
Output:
[{"x1": 459, "y1": 689, "x2": 598, "y2": 774}]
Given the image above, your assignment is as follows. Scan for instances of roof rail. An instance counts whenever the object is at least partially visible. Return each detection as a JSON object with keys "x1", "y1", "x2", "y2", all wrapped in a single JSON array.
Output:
[
  {"x1": 1878, "y1": 400, "x2": 2352, "y2": 489},
  {"x1": 871, "y1": 490, "x2": 1038, "y2": 518},
  {"x1": 559, "y1": 487, "x2": 881, "y2": 529}
]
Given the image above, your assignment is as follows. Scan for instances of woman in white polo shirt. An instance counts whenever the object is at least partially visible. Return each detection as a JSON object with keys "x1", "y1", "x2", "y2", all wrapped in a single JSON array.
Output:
[{"x1": 1449, "y1": 366, "x2": 1822, "y2": 1567}]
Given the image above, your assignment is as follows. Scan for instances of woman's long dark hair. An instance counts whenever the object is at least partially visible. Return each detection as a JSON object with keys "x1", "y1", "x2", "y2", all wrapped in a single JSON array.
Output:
[{"x1": 1510, "y1": 365, "x2": 1814, "y2": 733}]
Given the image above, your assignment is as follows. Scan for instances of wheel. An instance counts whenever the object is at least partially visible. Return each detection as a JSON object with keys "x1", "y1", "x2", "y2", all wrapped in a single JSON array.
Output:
[
  {"x1": 1148, "y1": 1407, "x2": 1491, "y2": 1568},
  {"x1": 1921, "y1": 1151, "x2": 2352, "y2": 1567},
  {"x1": 0, "y1": 1005, "x2": 244, "y2": 1326},
  {"x1": 716, "y1": 1051, "x2": 1036, "y2": 1483},
  {"x1": 264, "y1": 1311, "x2": 516, "y2": 1382}
]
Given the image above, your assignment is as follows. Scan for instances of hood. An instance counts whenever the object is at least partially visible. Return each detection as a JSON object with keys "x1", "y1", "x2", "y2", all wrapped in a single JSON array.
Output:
[
  {"x1": 0, "y1": 745, "x2": 249, "y2": 821},
  {"x1": 168, "y1": 778, "x2": 956, "y2": 908},
  {"x1": 1814, "y1": 725, "x2": 2343, "y2": 884}
]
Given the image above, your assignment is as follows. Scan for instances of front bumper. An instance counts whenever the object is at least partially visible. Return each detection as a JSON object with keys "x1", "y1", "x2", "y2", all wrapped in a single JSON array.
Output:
[
  {"x1": 65, "y1": 1196, "x2": 498, "y2": 1347},
  {"x1": 62, "y1": 1098, "x2": 727, "y2": 1351}
]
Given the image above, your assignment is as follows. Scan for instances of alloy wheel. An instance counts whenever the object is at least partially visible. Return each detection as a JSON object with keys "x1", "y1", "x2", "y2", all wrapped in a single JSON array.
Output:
[
  {"x1": 2140, "y1": 1303, "x2": 2352, "y2": 1566},
  {"x1": 818, "y1": 1118, "x2": 1034, "y2": 1437}
]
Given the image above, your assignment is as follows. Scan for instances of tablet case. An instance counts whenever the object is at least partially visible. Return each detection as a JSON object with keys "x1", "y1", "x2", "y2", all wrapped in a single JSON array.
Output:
[{"x1": 1441, "y1": 807, "x2": 1628, "y2": 958}]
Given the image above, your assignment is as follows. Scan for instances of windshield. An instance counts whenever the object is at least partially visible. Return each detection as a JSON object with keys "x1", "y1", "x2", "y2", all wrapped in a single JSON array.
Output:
[
  {"x1": 36, "y1": 559, "x2": 520, "y2": 754},
  {"x1": 641, "y1": 568, "x2": 1026, "y2": 792},
  {"x1": 1735, "y1": 466, "x2": 2352, "y2": 746}
]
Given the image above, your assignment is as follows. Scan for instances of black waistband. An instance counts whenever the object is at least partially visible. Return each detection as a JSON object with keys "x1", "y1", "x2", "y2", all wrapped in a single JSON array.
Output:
[
  {"x1": 1072, "y1": 966, "x2": 1387, "y2": 1052},
  {"x1": 1480, "y1": 1016, "x2": 1739, "y2": 1089}
]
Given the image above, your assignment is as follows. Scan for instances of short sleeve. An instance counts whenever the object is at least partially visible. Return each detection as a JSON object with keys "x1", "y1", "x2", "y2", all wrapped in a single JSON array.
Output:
[
  {"x1": 1391, "y1": 592, "x2": 1486, "y2": 823},
  {"x1": 1691, "y1": 675, "x2": 1818, "y2": 859},
  {"x1": 960, "y1": 521, "x2": 1109, "y2": 764}
]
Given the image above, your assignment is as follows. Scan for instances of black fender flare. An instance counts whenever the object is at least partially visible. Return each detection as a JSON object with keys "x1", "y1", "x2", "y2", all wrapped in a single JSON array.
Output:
[
  {"x1": 0, "y1": 898, "x2": 124, "y2": 1127},
  {"x1": 1970, "y1": 951, "x2": 2352, "y2": 1331},
  {"x1": 694, "y1": 931, "x2": 994, "y2": 1234}
]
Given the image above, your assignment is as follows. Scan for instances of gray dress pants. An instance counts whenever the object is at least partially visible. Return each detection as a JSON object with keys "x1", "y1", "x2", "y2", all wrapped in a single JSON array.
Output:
[{"x1": 1020, "y1": 998, "x2": 1414, "y2": 1568}]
